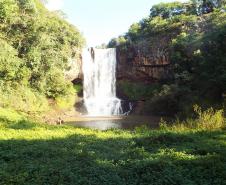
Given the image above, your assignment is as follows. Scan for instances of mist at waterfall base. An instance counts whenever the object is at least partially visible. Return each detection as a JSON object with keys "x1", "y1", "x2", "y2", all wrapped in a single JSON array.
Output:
[{"x1": 82, "y1": 48, "x2": 131, "y2": 117}]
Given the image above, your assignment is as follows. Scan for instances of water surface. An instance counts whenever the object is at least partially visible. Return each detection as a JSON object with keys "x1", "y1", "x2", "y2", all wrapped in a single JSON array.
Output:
[{"x1": 66, "y1": 115, "x2": 160, "y2": 130}]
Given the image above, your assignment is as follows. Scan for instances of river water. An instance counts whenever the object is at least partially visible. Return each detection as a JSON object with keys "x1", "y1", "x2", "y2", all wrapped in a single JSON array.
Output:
[{"x1": 66, "y1": 115, "x2": 160, "y2": 130}]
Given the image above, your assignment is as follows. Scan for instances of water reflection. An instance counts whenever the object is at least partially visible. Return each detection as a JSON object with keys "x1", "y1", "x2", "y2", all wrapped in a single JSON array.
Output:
[
  {"x1": 71, "y1": 120, "x2": 121, "y2": 130},
  {"x1": 66, "y1": 116, "x2": 160, "y2": 130}
]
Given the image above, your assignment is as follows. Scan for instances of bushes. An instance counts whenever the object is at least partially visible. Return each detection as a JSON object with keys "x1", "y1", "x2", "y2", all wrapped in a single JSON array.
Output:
[
  {"x1": 160, "y1": 105, "x2": 225, "y2": 131},
  {"x1": 45, "y1": 67, "x2": 72, "y2": 98},
  {"x1": 117, "y1": 81, "x2": 161, "y2": 101},
  {"x1": 55, "y1": 85, "x2": 81, "y2": 110},
  {"x1": 0, "y1": 83, "x2": 49, "y2": 113},
  {"x1": 193, "y1": 105, "x2": 224, "y2": 130},
  {"x1": 144, "y1": 85, "x2": 180, "y2": 116}
]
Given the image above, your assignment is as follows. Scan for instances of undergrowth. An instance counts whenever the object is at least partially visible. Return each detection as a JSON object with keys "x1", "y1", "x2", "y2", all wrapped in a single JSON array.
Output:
[
  {"x1": 0, "y1": 107, "x2": 225, "y2": 185},
  {"x1": 160, "y1": 105, "x2": 225, "y2": 131}
]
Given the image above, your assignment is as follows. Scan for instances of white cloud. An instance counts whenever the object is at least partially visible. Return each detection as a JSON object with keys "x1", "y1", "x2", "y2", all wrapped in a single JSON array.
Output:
[{"x1": 46, "y1": 0, "x2": 64, "y2": 11}]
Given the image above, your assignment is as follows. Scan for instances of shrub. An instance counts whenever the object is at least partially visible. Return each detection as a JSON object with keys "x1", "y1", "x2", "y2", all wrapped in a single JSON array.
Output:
[
  {"x1": 144, "y1": 85, "x2": 182, "y2": 116},
  {"x1": 55, "y1": 85, "x2": 81, "y2": 110},
  {"x1": 118, "y1": 81, "x2": 160, "y2": 101},
  {"x1": 193, "y1": 105, "x2": 225, "y2": 130},
  {"x1": 0, "y1": 83, "x2": 49, "y2": 113},
  {"x1": 45, "y1": 67, "x2": 73, "y2": 98},
  {"x1": 161, "y1": 105, "x2": 225, "y2": 131}
]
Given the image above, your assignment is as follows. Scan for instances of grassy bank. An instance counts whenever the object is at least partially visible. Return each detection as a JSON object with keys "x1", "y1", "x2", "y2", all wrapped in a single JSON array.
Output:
[{"x1": 0, "y1": 108, "x2": 225, "y2": 185}]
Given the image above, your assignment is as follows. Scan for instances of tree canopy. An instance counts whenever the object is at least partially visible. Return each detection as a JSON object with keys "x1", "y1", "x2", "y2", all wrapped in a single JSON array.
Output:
[{"x1": 0, "y1": 0, "x2": 85, "y2": 99}]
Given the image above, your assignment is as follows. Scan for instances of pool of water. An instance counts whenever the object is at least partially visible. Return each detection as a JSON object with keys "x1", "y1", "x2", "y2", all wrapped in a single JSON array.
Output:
[{"x1": 65, "y1": 115, "x2": 161, "y2": 130}]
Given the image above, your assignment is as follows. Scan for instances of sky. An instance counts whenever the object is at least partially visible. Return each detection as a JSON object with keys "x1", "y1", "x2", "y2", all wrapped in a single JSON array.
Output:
[{"x1": 46, "y1": 0, "x2": 187, "y2": 47}]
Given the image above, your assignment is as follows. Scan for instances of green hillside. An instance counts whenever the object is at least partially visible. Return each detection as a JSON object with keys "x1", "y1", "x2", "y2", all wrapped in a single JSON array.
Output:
[{"x1": 0, "y1": 0, "x2": 84, "y2": 113}]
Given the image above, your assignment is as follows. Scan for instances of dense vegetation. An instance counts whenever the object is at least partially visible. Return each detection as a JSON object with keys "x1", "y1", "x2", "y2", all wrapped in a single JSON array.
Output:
[
  {"x1": 110, "y1": 0, "x2": 226, "y2": 117},
  {"x1": 0, "y1": 0, "x2": 84, "y2": 113},
  {"x1": 0, "y1": 108, "x2": 225, "y2": 185}
]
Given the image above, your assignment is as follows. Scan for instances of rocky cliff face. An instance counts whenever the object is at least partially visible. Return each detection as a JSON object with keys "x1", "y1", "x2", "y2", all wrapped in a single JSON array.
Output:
[{"x1": 116, "y1": 35, "x2": 177, "y2": 83}]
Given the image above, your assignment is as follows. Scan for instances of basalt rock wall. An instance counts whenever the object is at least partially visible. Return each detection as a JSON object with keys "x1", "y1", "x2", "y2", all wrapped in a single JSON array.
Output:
[{"x1": 116, "y1": 35, "x2": 177, "y2": 83}]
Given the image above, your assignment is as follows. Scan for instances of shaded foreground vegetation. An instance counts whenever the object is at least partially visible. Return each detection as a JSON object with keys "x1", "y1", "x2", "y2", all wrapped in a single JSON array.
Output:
[{"x1": 0, "y1": 108, "x2": 225, "y2": 185}]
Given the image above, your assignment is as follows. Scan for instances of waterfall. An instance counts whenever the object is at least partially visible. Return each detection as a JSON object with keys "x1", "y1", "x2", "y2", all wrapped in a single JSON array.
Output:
[{"x1": 82, "y1": 48, "x2": 122, "y2": 116}]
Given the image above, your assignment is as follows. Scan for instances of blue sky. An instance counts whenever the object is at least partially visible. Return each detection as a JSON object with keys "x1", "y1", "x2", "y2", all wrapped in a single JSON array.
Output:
[{"x1": 46, "y1": 0, "x2": 186, "y2": 47}]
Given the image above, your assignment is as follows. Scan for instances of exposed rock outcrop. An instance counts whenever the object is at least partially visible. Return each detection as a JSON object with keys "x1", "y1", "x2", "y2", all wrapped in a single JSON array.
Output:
[{"x1": 116, "y1": 36, "x2": 176, "y2": 83}]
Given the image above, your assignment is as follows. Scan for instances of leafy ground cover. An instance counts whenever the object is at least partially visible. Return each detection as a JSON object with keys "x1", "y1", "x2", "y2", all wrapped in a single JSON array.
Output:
[{"x1": 0, "y1": 108, "x2": 225, "y2": 185}]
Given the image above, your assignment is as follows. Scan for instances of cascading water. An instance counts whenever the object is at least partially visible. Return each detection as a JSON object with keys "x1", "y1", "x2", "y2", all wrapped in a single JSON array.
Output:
[{"x1": 82, "y1": 48, "x2": 123, "y2": 116}]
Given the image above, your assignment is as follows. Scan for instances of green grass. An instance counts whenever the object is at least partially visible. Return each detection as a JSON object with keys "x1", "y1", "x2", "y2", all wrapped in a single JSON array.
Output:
[{"x1": 0, "y1": 108, "x2": 225, "y2": 185}]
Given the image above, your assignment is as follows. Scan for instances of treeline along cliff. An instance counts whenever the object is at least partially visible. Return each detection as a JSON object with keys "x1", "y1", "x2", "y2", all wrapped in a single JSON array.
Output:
[{"x1": 108, "y1": 0, "x2": 226, "y2": 117}]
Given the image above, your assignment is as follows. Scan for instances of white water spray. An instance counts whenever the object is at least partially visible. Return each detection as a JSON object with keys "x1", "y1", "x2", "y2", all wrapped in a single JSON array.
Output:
[{"x1": 82, "y1": 48, "x2": 122, "y2": 116}]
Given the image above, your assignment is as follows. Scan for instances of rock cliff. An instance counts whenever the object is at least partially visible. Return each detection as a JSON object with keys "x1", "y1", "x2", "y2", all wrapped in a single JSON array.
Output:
[{"x1": 116, "y1": 36, "x2": 174, "y2": 83}]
